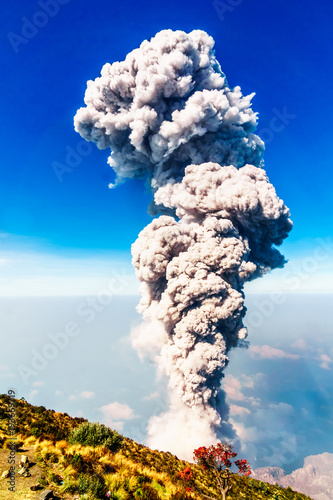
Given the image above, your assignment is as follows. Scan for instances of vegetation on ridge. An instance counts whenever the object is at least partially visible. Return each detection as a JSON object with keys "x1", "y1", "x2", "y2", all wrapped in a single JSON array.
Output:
[
  {"x1": 69, "y1": 421, "x2": 123, "y2": 453},
  {"x1": 0, "y1": 394, "x2": 312, "y2": 500}
]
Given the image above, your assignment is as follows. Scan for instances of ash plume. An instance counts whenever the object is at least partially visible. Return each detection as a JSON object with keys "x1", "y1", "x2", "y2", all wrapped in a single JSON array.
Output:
[{"x1": 74, "y1": 29, "x2": 292, "y2": 460}]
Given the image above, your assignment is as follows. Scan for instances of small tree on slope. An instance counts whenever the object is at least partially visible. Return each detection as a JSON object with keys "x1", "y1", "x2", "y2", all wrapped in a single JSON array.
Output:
[{"x1": 193, "y1": 442, "x2": 251, "y2": 500}]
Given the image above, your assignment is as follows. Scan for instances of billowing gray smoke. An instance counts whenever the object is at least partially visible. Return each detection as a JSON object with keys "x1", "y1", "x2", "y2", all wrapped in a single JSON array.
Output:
[{"x1": 74, "y1": 29, "x2": 292, "y2": 459}]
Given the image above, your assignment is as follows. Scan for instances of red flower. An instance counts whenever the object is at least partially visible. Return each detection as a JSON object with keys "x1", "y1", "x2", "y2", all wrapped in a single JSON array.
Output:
[
  {"x1": 177, "y1": 466, "x2": 193, "y2": 481},
  {"x1": 235, "y1": 459, "x2": 251, "y2": 476}
]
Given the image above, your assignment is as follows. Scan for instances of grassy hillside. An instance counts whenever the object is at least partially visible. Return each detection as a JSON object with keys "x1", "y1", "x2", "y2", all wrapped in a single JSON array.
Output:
[{"x1": 0, "y1": 395, "x2": 312, "y2": 500}]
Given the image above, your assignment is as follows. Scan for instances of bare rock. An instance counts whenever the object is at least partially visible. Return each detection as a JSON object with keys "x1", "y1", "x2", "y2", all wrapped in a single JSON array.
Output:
[
  {"x1": 253, "y1": 453, "x2": 333, "y2": 500},
  {"x1": 30, "y1": 484, "x2": 41, "y2": 491},
  {"x1": 252, "y1": 466, "x2": 286, "y2": 484},
  {"x1": 18, "y1": 467, "x2": 31, "y2": 477},
  {"x1": 20, "y1": 455, "x2": 29, "y2": 464},
  {"x1": 39, "y1": 489, "x2": 54, "y2": 500},
  {"x1": 1, "y1": 470, "x2": 10, "y2": 479}
]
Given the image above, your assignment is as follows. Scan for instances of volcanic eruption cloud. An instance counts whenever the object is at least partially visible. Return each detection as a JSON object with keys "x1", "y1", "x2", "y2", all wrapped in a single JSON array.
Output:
[{"x1": 74, "y1": 29, "x2": 293, "y2": 460}]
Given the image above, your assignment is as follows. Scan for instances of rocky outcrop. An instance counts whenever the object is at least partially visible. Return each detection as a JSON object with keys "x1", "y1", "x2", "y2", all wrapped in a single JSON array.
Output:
[{"x1": 253, "y1": 453, "x2": 333, "y2": 500}]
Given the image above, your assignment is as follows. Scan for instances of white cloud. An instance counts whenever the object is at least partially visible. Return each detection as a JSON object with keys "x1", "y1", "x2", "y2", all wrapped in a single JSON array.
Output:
[
  {"x1": 55, "y1": 390, "x2": 63, "y2": 396},
  {"x1": 223, "y1": 374, "x2": 260, "y2": 404},
  {"x1": 0, "y1": 365, "x2": 14, "y2": 379},
  {"x1": 131, "y1": 320, "x2": 167, "y2": 362},
  {"x1": 224, "y1": 375, "x2": 245, "y2": 401},
  {"x1": 69, "y1": 391, "x2": 95, "y2": 401},
  {"x1": 100, "y1": 402, "x2": 136, "y2": 432},
  {"x1": 230, "y1": 404, "x2": 251, "y2": 416},
  {"x1": 33, "y1": 381, "x2": 45, "y2": 387},
  {"x1": 269, "y1": 402, "x2": 295, "y2": 415},
  {"x1": 80, "y1": 391, "x2": 95, "y2": 399},
  {"x1": 249, "y1": 345, "x2": 300, "y2": 360},
  {"x1": 231, "y1": 420, "x2": 257, "y2": 443},
  {"x1": 28, "y1": 389, "x2": 38, "y2": 402},
  {"x1": 318, "y1": 354, "x2": 332, "y2": 370},
  {"x1": 143, "y1": 391, "x2": 160, "y2": 401},
  {"x1": 241, "y1": 375, "x2": 255, "y2": 388},
  {"x1": 291, "y1": 339, "x2": 308, "y2": 350}
]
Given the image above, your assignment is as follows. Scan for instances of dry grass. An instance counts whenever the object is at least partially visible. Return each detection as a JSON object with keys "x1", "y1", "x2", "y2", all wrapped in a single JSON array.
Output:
[{"x1": 0, "y1": 394, "x2": 313, "y2": 500}]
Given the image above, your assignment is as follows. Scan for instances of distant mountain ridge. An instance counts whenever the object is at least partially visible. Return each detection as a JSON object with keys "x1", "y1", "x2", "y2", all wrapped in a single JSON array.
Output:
[{"x1": 253, "y1": 453, "x2": 333, "y2": 500}]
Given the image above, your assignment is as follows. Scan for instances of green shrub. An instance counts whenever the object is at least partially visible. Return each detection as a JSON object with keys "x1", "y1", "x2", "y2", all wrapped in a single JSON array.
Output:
[
  {"x1": 48, "y1": 471, "x2": 62, "y2": 485},
  {"x1": 63, "y1": 452, "x2": 95, "y2": 474},
  {"x1": 69, "y1": 422, "x2": 123, "y2": 452},
  {"x1": 31, "y1": 426, "x2": 41, "y2": 437},
  {"x1": 134, "y1": 484, "x2": 161, "y2": 499},
  {"x1": 61, "y1": 477, "x2": 78, "y2": 493},
  {"x1": 44, "y1": 451, "x2": 59, "y2": 463},
  {"x1": 259, "y1": 480, "x2": 268, "y2": 492},
  {"x1": 78, "y1": 473, "x2": 107, "y2": 499},
  {"x1": 35, "y1": 405, "x2": 46, "y2": 414},
  {"x1": 70, "y1": 452, "x2": 85, "y2": 470},
  {"x1": 137, "y1": 475, "x2": 151, "y2": 486}
]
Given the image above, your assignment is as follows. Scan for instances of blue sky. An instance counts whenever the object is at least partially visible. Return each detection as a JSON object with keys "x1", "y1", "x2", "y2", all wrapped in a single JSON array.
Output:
[
  {"x1": 1, "y1": 0, "x2": 333, "y2": 294},
  {"x1": 1, "y1": 0, "x2": 333, "y2": 257},
  {"x1": 1, "y1": 0, "x2": 333, "y2": 473}
]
